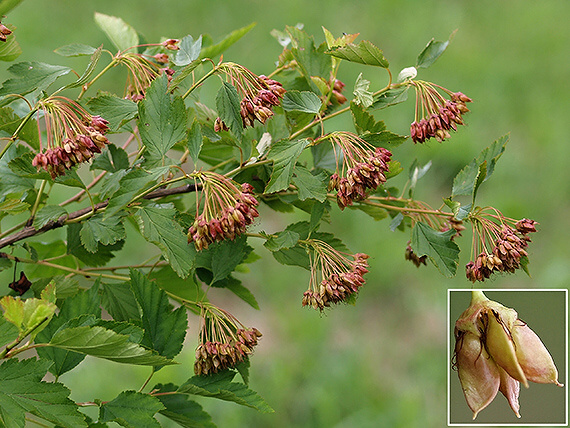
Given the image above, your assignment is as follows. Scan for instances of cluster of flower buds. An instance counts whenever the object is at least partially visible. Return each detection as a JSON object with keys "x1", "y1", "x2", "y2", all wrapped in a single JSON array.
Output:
[
  {"x1": 323, "y1": 78, "x2": 347, "y2": 105},
  {"x1": 162, "y1": 38, "x2": 180, "y2": 50},
  {"x1": 409, "y1": 79, "x2": 472, "y2": 143},
  {"x1": 327, "y1": 132, "x2": 392, "y2": 209},
  {"x1": 31, "y1": 97, "x2": 110, "y2": 178},
  {"x1": 466, "y1": 213, "x2": 537, "y2": 282},
  {"x1": 188, "y1": 173, "x2": 259, "y2": 251},
  {"x1": 302, "y1": 239, "x2": 369, "y2": 311},
  {"x1": 0, "y1": 20, "x2": 12, "y2": 42},
  {"x1": 215, "y1": 63, "x2": 286, "y2": 130},
  {"x1": 194, "y1": 304, "x2": 262, "y2": 376},
  {"x1": 454, "y1": 291, "x2": 562, "y2": 419}
]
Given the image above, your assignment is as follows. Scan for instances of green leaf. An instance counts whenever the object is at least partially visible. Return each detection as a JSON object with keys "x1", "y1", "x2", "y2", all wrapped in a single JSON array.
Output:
[
  {"x1": 272, "y1": 245, "x2": 310, "y2": 270},
  {"x1": 32, "y1": 205, "x2": 67, "y2": 229},
  {"x1": 178, "y1": 370, "x2": 273, "y2": 413},
  {"x1": 94, "y1": 12, "x2": 139, "y2": 52},
  {"x1": 348, "y1": 203, "x2": 388, "y2": 221},
  {"x1": 361, "y1": 130, "x2": 407, "y2": 148},
  {"x1": 264, "y1": 230, "x2": 300, "y2": 252},
  {"x1": 138, "y1": 75, "x2": 188, "y2": 159},
  {"x1": 291, "y1": 165, "x2": 327, "y2": 202},
  {"x1": 0, "y1": 198, "x2": 29, "y2": 219},
  {"x1": 411, "y1": 222, "x2": 460, "y2": 278},
  {"x1": 173, "y1": 35, "x2": 202, "y2": 66},
  {"x1": 101, "y1": 282, "x2": 140, "y2": 322},
  {"x1": 154, "y1": 383, "x2": 216, "y2": 428},
  {"x1": 265, "y1": 139, "x2": 310, "y2": 194},
  {"x1": 104, "y1": 166, "x2": 169, "y2": 218},
  {"x1": 326, "y1": 40, "x2": 389, "y2": 68},
  {"x1": 149, "y1": 266, "x2": 205, "y2": 308},
  {"x1": 416, "y1": 31, "x2": 455, "y2": 69},
  {"x1": 472, "y1": 161, "x2": 487, "y2": 205},
  {"x1": 87, "y1": 94, "x2": 138, "y2": 131},
  {"x1": 90, "y1": 144, "x2": 130, "y2": 172},
  {"x1": 67, "y1": 223, "x2": 123, "y2": 267},
  {"x1": 286, "y1": 26, "x2": 331, "y2": 84},
  {"x1": 129, "y1": 269, "x2": 187, "y2": 361},
  {"x1": 0, "y1": 358, "x2": 87, "y2": 428},
  {"x1": 49, "y1": 325, "x2": 175, "y2": 366},
  {"x1": 350, "y1": 101, "x2": 386, "y2": 134},
  {"x1": 199, "y1": 23, "x2": 256, "y2": 59},
  {"x1": 63, "y1": 45, "x2": 103, "y2": 90},
  {"x1": 223, "y1": 277, "x2": 259, "y2": 310},
  {"x1": 80, "y1": 213, "x2": 126, "y2": 253},
  {"x1": 353, "y1": 73, "x2": 373, "y2": 108},
  {"x1": 54, "y1": 43, "x2": 98, "y2": 57},
  {"x1": 451, "y1": 134, "x2": 509, "y2": 198},
  {"x1": 170, "y1": 59, "x2": 202, "y2": 90},
  {"x1": 281, "y1": 90, "x2": 321, "y2": 113},
  {"x1": 372, "y1": 86, "x2": 408, "y2": 110},
  {"x1": 0, "y1": 61, "x2": 71, "y2": 96},
  {"x1": 136, "y1": 205, "x2": 196, "y2": 278},
  {"x1": 54, "y1": 169, "x2": 86, "y2": 188},
  {"x1": 0, "y1": 256, "x2": 12, "y2": 272},
  {"x1": 187, "y1": 119, "x2": 203, "y2": 164},
  {"x1": 99, "y1": 391, "x2": 164, "y2": 428},
  {"x1": 195, "y1": 236, "x2": 252, "y2": 284},
  {"x1": 0, "y1": 106, "x2": 39, "y2": 150},
  {"x1": 0, "y1": 316, "x2": 18, "y2": 348},
  {"x1": 0, "y1": 24, "x2": 21, "y2": 62},
  {"x1": 215, "y1": 81, "x2": 243, "y2": 138}
]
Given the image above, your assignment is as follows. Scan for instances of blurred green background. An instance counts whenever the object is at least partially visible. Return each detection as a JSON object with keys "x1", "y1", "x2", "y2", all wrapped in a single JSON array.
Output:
[{"x1": 2, "y1": 0, "x2": 569, "y2": 427}]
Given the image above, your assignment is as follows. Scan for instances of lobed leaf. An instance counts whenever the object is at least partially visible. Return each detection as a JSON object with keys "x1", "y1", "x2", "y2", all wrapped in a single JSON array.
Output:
[
  {"x1": 54, "y1": 43, "x2": 98, "y2": 57},
  {"x1": 101, "y1": 282, "x2": 140, "y2": 322},
  {"x1": 326, "y1": 40, "x2": 389, "y2": 68},
  {"x1": 265, "y1": 139, "x2": 310, "y2": 194},
  {"x1": 0, "y1": 106, "x2": 39, "y2": 149},
  {"x1": 80, "y1": 213, "x2": 126, "y2": 253},
  {"x1": 129, "y1": 269, "x2": 188, "y2": 361},
  {"x1": 32, "y1": 205, "x2": 67, "y2": 229},
  {"x1": 138, "y1": 75, "x2": 188, "y2": 159},
  {"x1": 154, "y1": 383, "x2": 216, "y2": 428},
  {"x1": 0, "y1": 358, "x2": 87, "y2": 428},
  {"x1": 291, "y1": 165, "x2": 328, "y2": 202},
  {"x1": 416, "y1": 31, "x2": 455, "y2": 69},
  {"x1": 178, "y1": 370, "x2": 273, "y2": 413},
  {"x1": 90, "y1": 144, "x2": 130, "y2": 173},
  {"x1": 136, "y1": 205, "x2": 196, "y2": 278},
  {"x1": 263, "y1": 230, "x2": 300, "y2": 252},
  {"x1": 87, "y1": 94, "x2": 138, "y2": 131},
  {"x1": 99, "y1": 390, "x2": 164, "y2": 428},
  {"x1": 411, "y1": 222, "x2": 460, "y2": 278},
  {"x1": 215, "y1": 81, "x2": 243, "y2": 138},
  {"x1": 173, "y1": 35, "x2": 202, "y2": 66}
]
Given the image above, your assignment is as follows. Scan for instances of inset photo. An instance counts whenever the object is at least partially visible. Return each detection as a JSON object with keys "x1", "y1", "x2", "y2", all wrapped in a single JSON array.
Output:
[{"x1": 448, "y1": 289, "x2": 567, "y2": 426}]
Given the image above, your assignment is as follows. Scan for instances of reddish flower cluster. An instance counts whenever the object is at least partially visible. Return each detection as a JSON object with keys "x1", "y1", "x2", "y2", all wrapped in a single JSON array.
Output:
[
  {"x1": 327, "y1": 132, "x2": 392, "y2": 209},
  {"x1": 466, "y1": 216, "x2": 537, "y2": 282},
  {"x1": 31, "y1": 97, "x2": 110, "y2": 178},
  {"x1": 327, "y1": 78, "x2": 347, "y2": 105},
  {"x1": 0, "y1": 21, "x2": 12, "y2": 42},
  {"x1": 162, "y1": 38, "x2": 180, "y2": 50},
  {"x1": 194, "y1": 305, "x2": 261, "y2": 375},
  {"x1": 409, "y1": 79, "x2": 472, "y2": 143},
  {"x1": 302, "y1": 240, "x2": 369, "y2": 311},
  {"x1": 214, "y1": 63, "x2": 286, "y2": 131},
  {"x1": 188, "y1": 175, "x2": 259, "y2": 251}
]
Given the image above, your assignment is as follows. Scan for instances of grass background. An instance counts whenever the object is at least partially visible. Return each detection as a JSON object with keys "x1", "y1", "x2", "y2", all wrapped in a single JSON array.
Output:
[{"x1": 1, "y1": 0, "x2": 569, "y2": 427}]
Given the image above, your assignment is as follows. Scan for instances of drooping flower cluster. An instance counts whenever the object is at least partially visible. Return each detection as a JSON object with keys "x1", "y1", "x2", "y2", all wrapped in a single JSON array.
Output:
[
  {"x1": 466, "y1": 209, "x2": 537, "y2": 282},
  {"x1": 327, "y1": 132, "x2": 392, "y2": 209},
  {"x1": 453, "y1": 291, "x2": 562, "y2": 419},
  {"x1": 194, "y1": 304, "x2": 262, "y2": 376},
  {"x1": 409, "y1": 80, "x2": 472, "y2": 143},
  {"x1": 188, "y1": 172, "x2": 259, "y2": 250},
  {"x1": 0, "y1": 20, "x2": 12, "y2": 42},
  {"x1": 214, "y1": 63, "x2": 286, "y2": 130},
  {"x1": 31, "y1": 96, "x2": 110, "y2": 178},
  {"x1": 117, "y1": 49, "x2": 175, "y2": 101},
  {"x1": 302, "y1": 239, "x2": 369, "y2": 311}
]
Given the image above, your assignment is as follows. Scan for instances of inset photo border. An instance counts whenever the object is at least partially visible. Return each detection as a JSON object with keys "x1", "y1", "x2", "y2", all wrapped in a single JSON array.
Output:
[{"x1": 447, "y1": 289, "x2": 568, "y2": 426}]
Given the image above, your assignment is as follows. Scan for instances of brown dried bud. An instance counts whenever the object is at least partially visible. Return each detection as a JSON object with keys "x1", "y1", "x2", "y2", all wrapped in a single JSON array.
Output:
[{"x1": 163, "y1": 39, "x2": 180, "y2": 50}]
